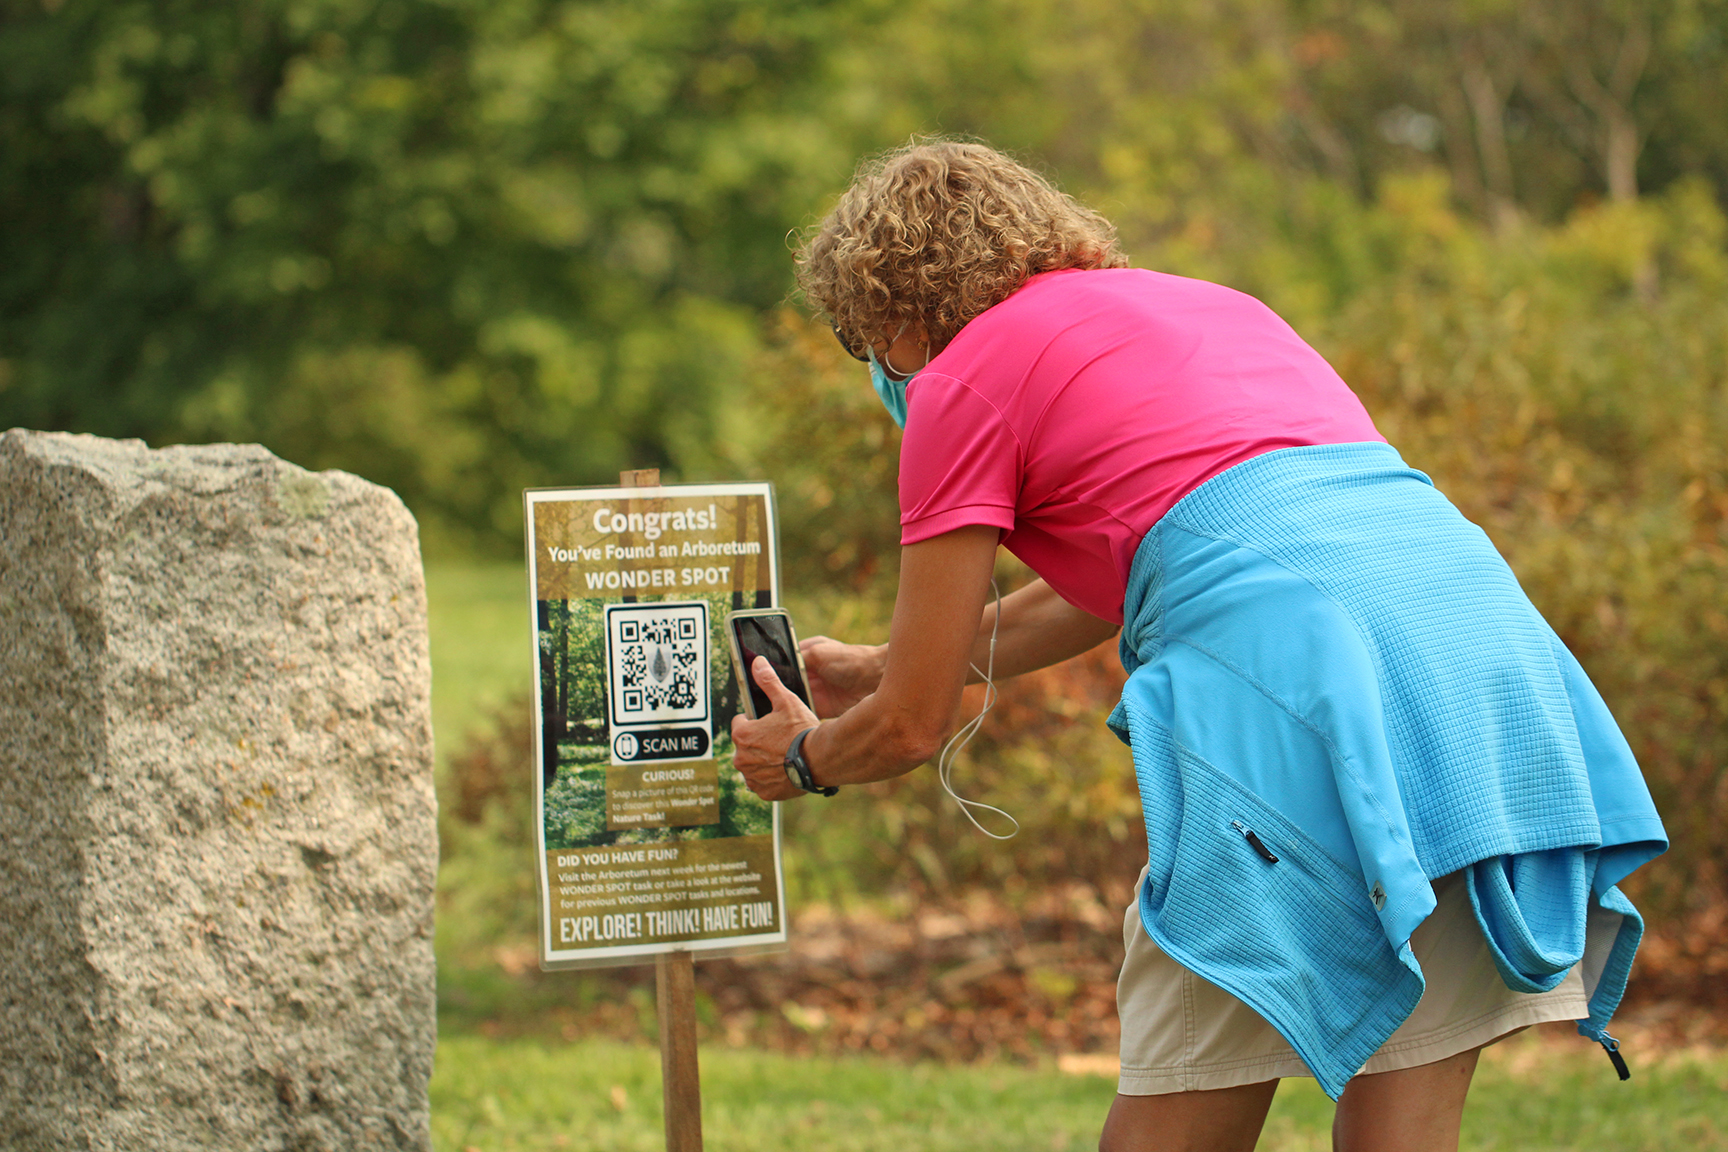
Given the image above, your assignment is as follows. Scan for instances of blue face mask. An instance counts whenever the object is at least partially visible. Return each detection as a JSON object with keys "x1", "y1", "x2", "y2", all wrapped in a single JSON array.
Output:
[{"x1": 866, "y1": 346, "x2": 918, "y2": 428}]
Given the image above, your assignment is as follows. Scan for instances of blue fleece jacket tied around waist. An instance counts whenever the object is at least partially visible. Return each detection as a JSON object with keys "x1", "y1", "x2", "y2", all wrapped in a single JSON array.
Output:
[{"x1": 1107, "y1": 442, "x2": 1667, "y2": 1099}]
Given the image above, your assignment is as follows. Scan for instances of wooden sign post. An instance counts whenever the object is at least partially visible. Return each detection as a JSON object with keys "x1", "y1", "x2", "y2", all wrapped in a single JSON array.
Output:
[
  {"x1": 656, "y1": 949, "x2": 702, "y2": 1151},
  {"x1": 524, "y1": 468, "x2": 790, "y2": 1152}
]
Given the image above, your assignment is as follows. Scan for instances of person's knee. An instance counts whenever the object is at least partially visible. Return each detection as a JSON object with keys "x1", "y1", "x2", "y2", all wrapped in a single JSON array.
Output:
[
  {"x1": 1098, "y1": 1083, "x2": 1278, "y2": 1152},
  {"x1": 1332, "y1": 1048, "x2": 1480, "y2": 1152},
  {"x1": 1097, "y1": 1097, "x2": 1134, "y2": 1152}
]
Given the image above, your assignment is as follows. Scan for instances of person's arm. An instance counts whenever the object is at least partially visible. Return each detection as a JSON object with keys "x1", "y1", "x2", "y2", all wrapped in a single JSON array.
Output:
[
  {"x1": 731, "y1": 525, "x2": 998, "y2": 800},
  {"x1": 796, "y1": 576, "x2": 1118, "y2": 715},
  {"x1": 963, "y1": 576, "x2": 1119, "y2": 682}
]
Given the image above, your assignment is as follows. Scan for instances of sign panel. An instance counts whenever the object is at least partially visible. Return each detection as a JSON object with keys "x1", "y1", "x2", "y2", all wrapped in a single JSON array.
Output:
[{"x1": 526, "y1": 482, "x2": 787, "y2": 968}]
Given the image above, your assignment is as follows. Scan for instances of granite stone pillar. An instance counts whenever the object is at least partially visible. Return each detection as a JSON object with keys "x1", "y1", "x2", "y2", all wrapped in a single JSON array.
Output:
[{"x1": 0, "y1": 430, "x2": 436, "y2": 1150}]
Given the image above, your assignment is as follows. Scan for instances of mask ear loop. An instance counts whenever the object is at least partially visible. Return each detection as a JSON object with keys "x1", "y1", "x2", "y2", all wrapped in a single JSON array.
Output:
[
  {"x1": 937, "y1": 578, "x2": 1019, "y2": 840},
  {"x1": 871, "y1": 322, "x2": 932, "y2": 381}
]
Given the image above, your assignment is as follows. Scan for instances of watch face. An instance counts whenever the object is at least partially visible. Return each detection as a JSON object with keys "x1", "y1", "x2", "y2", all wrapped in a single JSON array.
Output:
[{"x1": 784, "y1": 760, "x2": 802, "y2": 788}]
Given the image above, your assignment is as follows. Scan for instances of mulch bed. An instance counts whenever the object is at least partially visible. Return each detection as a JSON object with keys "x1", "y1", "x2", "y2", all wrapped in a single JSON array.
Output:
[
  {"x1": 471, "y1": 881, "x2": 1131, "y2": 1063},
  {"x1": 700, "y1": 882, "x2": 1128, "y2": 1063}
]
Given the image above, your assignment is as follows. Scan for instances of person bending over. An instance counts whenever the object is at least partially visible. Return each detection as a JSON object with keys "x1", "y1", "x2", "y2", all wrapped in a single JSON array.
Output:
[{"x1": 732, "y1": 140, "x2": 1665, "y2": 1152}]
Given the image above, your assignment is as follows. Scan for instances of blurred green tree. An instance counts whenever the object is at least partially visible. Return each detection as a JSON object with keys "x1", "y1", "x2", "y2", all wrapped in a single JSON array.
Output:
[
  {"x1": 0, "y1": 0, "x2": 854, "y2": 550},
  {"x1": 6, "y1": 0, "x2": 1727, "y2": 550}
]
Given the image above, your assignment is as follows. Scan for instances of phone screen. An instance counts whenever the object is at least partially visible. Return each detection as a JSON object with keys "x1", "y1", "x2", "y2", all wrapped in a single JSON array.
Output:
[{"x1": 731, "y1": 614, "x2": 811, "y2": 718}]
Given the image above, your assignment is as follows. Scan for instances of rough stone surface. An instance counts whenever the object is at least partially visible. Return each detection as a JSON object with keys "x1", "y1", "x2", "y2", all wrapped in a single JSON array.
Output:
[{"x1": 0, "y1": 430, "x2": 436, "y2": 1151}]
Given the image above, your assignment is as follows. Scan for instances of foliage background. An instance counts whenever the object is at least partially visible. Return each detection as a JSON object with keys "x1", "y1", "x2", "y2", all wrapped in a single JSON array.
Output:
[{"x1": 6, "y1": 0, "x2": 1726, "y2": 1000}]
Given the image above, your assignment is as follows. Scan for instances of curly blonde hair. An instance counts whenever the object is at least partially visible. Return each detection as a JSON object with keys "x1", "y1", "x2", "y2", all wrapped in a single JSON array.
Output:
[{"x1": 796, "y1": 140, "x2": 1128, "y2": 353}]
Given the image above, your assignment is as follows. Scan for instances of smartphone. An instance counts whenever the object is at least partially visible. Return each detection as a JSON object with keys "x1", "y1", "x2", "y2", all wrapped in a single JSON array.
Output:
[{"x1": 725, "y1": 608, "x2": 814, "y2": 720}]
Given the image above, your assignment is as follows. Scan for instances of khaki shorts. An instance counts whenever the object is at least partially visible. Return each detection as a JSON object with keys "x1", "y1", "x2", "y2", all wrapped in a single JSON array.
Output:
[{"x1": 1116, "y1": 868, "x2": 1589, "y2": 1095}]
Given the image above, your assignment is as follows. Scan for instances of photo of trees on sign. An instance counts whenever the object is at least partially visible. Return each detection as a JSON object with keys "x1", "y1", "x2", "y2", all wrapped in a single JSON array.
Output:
[{"x1": 537, "y1": 591, "x2": 774, "y2": 850}]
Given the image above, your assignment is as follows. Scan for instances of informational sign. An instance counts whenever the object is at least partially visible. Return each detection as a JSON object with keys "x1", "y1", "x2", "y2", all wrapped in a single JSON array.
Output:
[{"x1": 526, "y1": 482, "x2": 787, "y2": 969}]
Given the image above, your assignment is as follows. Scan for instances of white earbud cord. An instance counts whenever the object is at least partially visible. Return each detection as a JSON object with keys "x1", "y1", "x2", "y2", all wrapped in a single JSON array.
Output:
[{"x1": 937, "y1": 578, "x2": 1019, "y2": 840}]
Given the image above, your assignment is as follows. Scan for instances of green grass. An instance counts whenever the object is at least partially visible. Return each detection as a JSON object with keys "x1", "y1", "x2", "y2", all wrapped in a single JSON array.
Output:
[
  {"x1": 429, "y1": 1032, "x2": 1728, "y2": 1151},
  {"x1": 427, "y1": 562, "x2": 531, "y2": 769},
  {"x1": 431, "y1": 1036, "x2": 1117, "y2": 1152}
]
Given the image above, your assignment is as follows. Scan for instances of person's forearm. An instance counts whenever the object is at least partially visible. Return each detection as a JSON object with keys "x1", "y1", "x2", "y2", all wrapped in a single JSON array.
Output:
[
  {"x1": 798, "y1": 684, "x2": 952, "y2": 787},
  {"x1": 964, "y1": 578, "x2": 1119, "y2": 681}
]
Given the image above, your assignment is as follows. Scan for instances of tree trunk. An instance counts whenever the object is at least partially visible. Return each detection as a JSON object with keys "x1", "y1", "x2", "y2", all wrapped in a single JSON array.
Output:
[
  {"x1": 1458, "y1": 38, "x2": 1519, "y2": 232},
  {"x1": 1432, "y1": 74, "x2": 1488, "y2": 220},
  {"x1": 1604, "y1": 105, "x2": 1639, "y2": 202}
]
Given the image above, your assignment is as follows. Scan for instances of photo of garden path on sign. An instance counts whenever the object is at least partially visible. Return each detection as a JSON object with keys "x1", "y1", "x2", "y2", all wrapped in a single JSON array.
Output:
[{"x1": 525, "y1": 482, "x2": 787, "y2": 969}]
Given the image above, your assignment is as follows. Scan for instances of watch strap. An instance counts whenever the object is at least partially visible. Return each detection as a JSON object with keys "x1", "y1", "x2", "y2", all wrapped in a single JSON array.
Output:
[{"x1": 785, "y1": 727, "x2": 838, "y2": 796}]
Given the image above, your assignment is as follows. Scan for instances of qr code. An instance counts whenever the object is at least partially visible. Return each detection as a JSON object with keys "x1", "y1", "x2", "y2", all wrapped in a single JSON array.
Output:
[{"x1": 604, "y1": 602, "x2": 710, "y2": 727}]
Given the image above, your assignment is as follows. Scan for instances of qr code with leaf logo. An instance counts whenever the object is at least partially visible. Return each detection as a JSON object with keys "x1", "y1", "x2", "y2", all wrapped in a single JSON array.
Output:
[{"x1": 604, "y1": 601, "x2": 710, "y2": 727}]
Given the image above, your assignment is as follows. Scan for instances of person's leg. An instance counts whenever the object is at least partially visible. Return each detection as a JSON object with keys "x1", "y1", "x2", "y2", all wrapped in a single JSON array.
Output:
[
  {"x1": 1098, "y1": 1080, "x2": 1279, "y2": 1152},
  {"x1": 1331, "y1": 1045, "x2": 1481, "y2": 1152}
]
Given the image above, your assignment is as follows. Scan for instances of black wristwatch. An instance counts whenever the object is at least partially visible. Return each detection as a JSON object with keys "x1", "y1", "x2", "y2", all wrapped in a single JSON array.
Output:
[{"x1": 783, "y1": 727, "x2": 838, "y2": 796}]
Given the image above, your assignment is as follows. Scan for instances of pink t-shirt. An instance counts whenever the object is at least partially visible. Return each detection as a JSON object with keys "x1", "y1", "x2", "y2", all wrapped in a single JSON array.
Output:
[{"x1": 898, "y1": 267, "x2": 1384, "y2": 623}]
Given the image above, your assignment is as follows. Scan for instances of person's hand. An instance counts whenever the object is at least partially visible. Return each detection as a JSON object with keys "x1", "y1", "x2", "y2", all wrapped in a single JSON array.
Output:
[
  {"x1": 731, "y1": 657, "x2": 822, "y2": 801},
  {"x1": 798, "y1": 636, "x2": 886, "y2": 718}
]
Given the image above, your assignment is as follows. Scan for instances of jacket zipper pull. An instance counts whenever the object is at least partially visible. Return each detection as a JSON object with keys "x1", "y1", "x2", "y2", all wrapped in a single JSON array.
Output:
[
  {"x1": 1230, "y1": 820, "x2": 1279, "y2": 864},
  {"x1": 1598, "y1": 1033, "x2": 1631, "y2": 1081}
]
